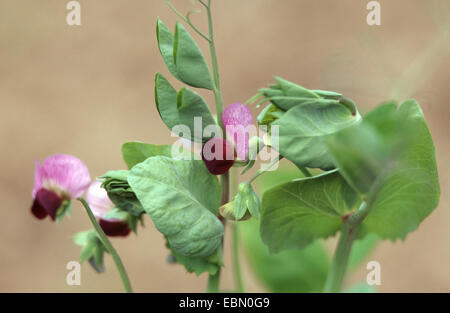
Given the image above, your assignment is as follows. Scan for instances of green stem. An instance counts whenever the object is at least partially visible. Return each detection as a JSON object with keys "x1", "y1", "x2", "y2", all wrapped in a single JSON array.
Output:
[
  {"x1": 204, "y1": 0, "x2": 227, "y2": 292},
  {"x1": 205, "y1": 0, "x2": 224, "y2": 129},
  {"x1": 207, "y1": 268, "x2": 221, "y2": 293},
  {"x1": 323, "y1": 222, "x2": 357, "y2": 292},
  {"x1": 232, "y1": 223, "x2": 244, "y2": 292},
  {"x1": 297, "y1": 166, "x2": 312, "y2": 177},
  {"x1": 78, "y1": 198, "x2": 133, "y2": 293},
  {"x1": 323, "y1": 201, "x2": 369, "y2": 293},
  {"x1": 163, "y1": 0, "x2": 210, "y2": 42}
]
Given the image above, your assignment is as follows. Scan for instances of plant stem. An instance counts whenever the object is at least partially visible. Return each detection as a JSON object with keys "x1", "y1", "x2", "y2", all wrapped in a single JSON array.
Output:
[
  {"x1": 232, "y1": 223, "x2": 244, "y2": 292},
  {"x1": 297, "y1": 166, "x2": 312, "y2": 177},
  {"x1": 207, "y1": 268, "x2": 221, "y2": 292},
  {"x1": 323, "y1": 222, "x2": 357, "y2": 292},
  {"x1": 205, "y1": 0, "x2": 224, "y2": 130},
  {"x1": 204, "y1": 0, "x2": 227, "y2": 292},
  {"x1": 323, "y1": 201, "x2": 369, "y2": 293},
  {"x1": 78, "y1": 198, "x2": 133, "y2": 293}
]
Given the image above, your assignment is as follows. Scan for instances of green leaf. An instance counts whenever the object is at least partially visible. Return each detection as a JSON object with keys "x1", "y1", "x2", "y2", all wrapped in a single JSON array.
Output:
[
  {"x1": 173, "y1": 22, "x2": 214, "y2": 90},
  {"x1": 122, "y1": 142, "x2": 173, "y2": 169},
  {"x1": 128, "y1": 156, "x2": 224, "y2": 257},
  {"x1": 324, "y1": 102, "x2": 398, "y2": 194},
  {"x1": 273, "y1": 101, "x2": 361, "y2": 170},
  {"x1": 273, "y1": 76, "x2": 319, "y2": 100},
  {"x1": 325, "y1": 100, "x2": 440, "y2": 240},
  {"x1": 100, "y1": 170, "x2": 144, "y2": 216},
  {"x1": 168, "y1": 241, "x2": 223, "y2": 276},
  {"x1": 155, "y1": 73, "x2": 217, "y2": 142},
  {"x1": 156, "y1": 18, "x2": 180, "y2": 80},
  {"x1": 257, "y1": 104, "x2": 284, "y2": 126},
  {"x1": 240, "y1": 219, "x2": 329, "y2": 292},
  {"x1": 232, "y1": 183, "x2": 261, "y2": 220},
  {"x1": 73, "y1": 230, "x2": 107, "y2": 273},
  {"x1": 260, "y1": 170, "x2": 361, "y2": 253}
]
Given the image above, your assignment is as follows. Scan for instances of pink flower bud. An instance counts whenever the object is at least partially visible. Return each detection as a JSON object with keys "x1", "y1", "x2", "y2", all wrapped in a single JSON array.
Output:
[
  {"x1": 222, "y1": 102, "x2": 253, "y2": 161},
  {"x1": 86, "y1": 181, "x2": 130, "y2": 237}
]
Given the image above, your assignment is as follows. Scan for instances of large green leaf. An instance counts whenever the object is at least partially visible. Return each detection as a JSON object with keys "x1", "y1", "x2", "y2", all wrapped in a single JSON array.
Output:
[
  {"x1": 128, "y1": 156, "x2": 224, "y2": 257},
  {"x1": 156, "y1": 19, "x2": 180, "y2": 80},
  {"x1": 240, "y1": 219, "x2": 329, "y2": 292},
  {"x1": 122, "y1": 142, "x2": 173, "y2": 169},
  {"x1": 325, "y1": 100, "x2": 440, "y2": 240},
  {"x1": 260, "y1": 170, "x2": 361, "y2": 253},
  {"x1": 273, "y1": 102, "x2": 361, "y2": 171},
  {"x1": 173, "y1": 22, "x2": 214, "y2": 90},
  {"x1": 155, "y1": 73, "x2": 217, "y2": 142}
]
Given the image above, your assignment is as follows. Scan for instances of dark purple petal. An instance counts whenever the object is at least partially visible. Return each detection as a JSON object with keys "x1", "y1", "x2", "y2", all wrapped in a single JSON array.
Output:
[
  {"x1": 31, "y1": 198, "x2": 48, "y2": 220},
  {"x1": 202, "y1": 138, "x2": 235, "y2": 175},
  {"x1": 32, "y1": 188, "x2": 63, "y2": 221},
  {"x1": 99, "y1": 219, "x2": 131, "y2": 237}
]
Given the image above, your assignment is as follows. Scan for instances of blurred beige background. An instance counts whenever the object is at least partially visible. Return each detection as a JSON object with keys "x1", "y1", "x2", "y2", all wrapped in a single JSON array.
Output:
[{"x1": 1, "y1": 0, "x2": 449, "y2": 292}]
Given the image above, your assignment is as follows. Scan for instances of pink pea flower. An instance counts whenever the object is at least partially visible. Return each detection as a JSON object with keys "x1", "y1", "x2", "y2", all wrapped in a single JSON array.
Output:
[
  {"x1": 222, "y1": 102, "x2": 254, "y2": 161},
  {"x1": 86, "y1": 181, "x2": 131, "y2": 237},
  {"x1": 31, "y1": 154, "x2": 91, "y2": 221}
]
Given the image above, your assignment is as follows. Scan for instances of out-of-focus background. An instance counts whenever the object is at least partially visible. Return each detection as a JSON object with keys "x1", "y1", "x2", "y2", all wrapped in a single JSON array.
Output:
[{"x1": 1, "y1": 0, "x2": 449, "y2": 292}]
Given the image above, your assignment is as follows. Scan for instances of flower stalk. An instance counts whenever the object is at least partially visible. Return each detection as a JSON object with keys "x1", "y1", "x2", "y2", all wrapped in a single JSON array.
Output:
[{"x1": 78, "y1": 198, "x2": 133, "y2": 293}]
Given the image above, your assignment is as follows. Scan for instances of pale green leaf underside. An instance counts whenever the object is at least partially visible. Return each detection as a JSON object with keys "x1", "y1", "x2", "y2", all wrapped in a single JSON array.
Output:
[
  {"x1": 273, "y1": 102, "x2": 361, "y2": 170},
  {"x1": 128, "y1": 156, "x2": 223, "y2": 258},
  {"x1": 173, "y1": 22, "x2": 214, "y2": 90},
  {"x1": 155, "y1": 73, "x2": 216, "y2": 142}
]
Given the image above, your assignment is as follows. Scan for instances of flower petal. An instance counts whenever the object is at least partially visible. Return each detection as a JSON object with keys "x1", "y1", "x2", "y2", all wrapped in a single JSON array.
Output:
[
  {"x1": 32, "y1": 160, "x2": 43, "y2": 198},
  {"x1": 222, "y1": 102, "x2": 254, "y2": 161},
  {"x1": 38, "y1": 154, "x2": 91, "y2": 199},
  {"x1": 86, "y1": 181, "x2": 115, "y2": 219},
  {"x1": 32, "y1": 188, "x2": 63, "y2": 221},
  {"x1": 202, "y1": 137, "x2": 235, "y2": 175},
  {"x1": 99, "y1": 219, "x2": 131, "y2": 237}
]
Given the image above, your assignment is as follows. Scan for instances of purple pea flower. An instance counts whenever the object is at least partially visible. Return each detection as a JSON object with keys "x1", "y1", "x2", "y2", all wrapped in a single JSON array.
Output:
[
  {"x1": 86, "y1": 181, "x2": 131, "y2": 237},
  {"x1": 31, "y1": 154, "x2": 91, "y2": 221},
  {"x1": 222, "y1": 102, "x2": 254, "y2": 161}
]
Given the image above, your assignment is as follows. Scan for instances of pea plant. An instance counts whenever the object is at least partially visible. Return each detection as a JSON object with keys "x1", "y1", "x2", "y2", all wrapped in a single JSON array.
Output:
[{"x1": 29, "y1": 0, "x2": 440, "y2": 293}]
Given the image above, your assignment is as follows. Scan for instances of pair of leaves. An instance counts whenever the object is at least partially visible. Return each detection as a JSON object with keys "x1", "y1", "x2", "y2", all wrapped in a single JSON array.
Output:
[
  {"x1": 128, "y1": 156, "x2": 224, "y2": 258},
  {"x1": 257, "y1": 77, "x2": 361, "y2": 170},
  {"x1": 233, "y1": 182, "x2": 261, "y2": 220},
  {"x1": 73, "y1": 230, "x2": 107, "y2": 273},
  {"x1": 259, "y1": 100, "x2": 439, "y2": 257},
  {"x1": 157, "y1": 19, "x2": 214, "y2": 90},
  {"x1": 155, "y1": 20, "x2": 217, "y2": 142},
  {"x1": 325, "y1": 100, "x2": 440, "y2": 240}
]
